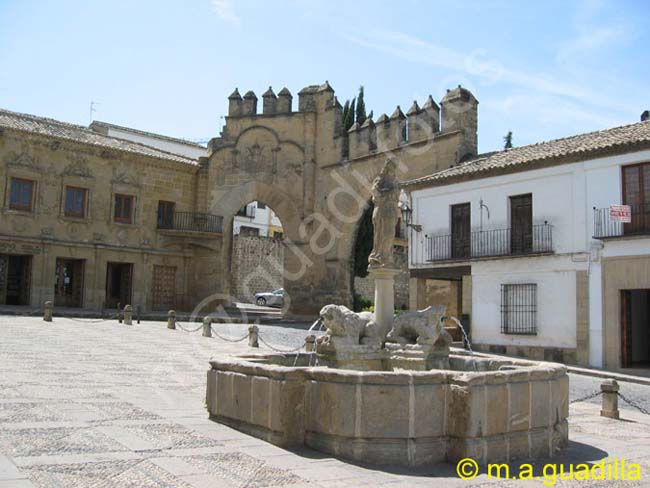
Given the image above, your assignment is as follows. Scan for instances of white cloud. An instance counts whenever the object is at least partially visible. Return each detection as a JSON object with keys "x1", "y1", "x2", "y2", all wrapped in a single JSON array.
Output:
[
  {"x1": 211, "y1": 0, "x2": 240, "y2": 27},
  {"x1": 557, "y1": 25, "x2": 627, "y2": 63}
]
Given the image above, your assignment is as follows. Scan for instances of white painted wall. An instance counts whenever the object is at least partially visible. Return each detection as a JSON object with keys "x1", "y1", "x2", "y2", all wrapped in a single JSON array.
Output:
[
  {"x1": 233, "y1": 203, "x2": 283, "y2": 236},
  {"x1": 409, "y1": 148, "x2": 650, "y2": 366},
  {"x1": 103, "y1": 126, "x2": 207, "y2": 159}
]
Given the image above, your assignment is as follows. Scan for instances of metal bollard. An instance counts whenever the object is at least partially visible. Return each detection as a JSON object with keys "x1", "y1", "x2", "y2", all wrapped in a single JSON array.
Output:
[
  {"x1": 202, "y1": 317, "x2": 212, "y2": 337},
  {"x1": 601, "y1": 379, "x2": 620, "y2": 419},
  {"x1": 117, "y1": 302, "x2": 122, "y2": 323},
  {"x1": 248, "y1": 325, "x2": 259, "y2": 348},
  {"x1": 43, "y1": 301, "x2": 53, "y2": 322},
  {"x1": 136, "y1": 304, "x2": 141, "y2": 324},
  {"x1": 305, "y1": 334, "x2": 316, "y2": 352},
  {"x1": 167, "y1": 310, "x2": 176, "y2": 329},
  {"x1": 123, "y1": 305, "x2": 133, "y2": 325}
]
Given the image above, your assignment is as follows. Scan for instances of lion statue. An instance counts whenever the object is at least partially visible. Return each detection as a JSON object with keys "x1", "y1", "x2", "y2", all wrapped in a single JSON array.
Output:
[
  {"x1": 386, "y1": 305, "x2": 451, "y2": 346},
  {"x1": 318, "y1": 304, "x2": 382, "y2": 346}
]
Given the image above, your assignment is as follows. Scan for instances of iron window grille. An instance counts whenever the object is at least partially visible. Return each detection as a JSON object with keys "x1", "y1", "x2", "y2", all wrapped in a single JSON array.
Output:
[{"x1": 501, "y1": 283, "x2": 537, "y2": 335}]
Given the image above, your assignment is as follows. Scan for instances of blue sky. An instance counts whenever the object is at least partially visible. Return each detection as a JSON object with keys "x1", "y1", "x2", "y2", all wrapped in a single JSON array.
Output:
[{"x1": 1, "y1": 0, "x2": 647, "y2": 153}]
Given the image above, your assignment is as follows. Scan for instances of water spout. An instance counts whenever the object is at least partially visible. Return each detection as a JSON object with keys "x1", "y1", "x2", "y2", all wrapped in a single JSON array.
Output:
[{"x1": 446, "y1": 316, "x2": 473, "y2": 353}]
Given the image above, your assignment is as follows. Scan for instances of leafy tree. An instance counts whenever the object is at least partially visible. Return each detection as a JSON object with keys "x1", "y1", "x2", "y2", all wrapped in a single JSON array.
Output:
[{"x1": 504, "y1": 131, "x2": 513, "y2": 149}]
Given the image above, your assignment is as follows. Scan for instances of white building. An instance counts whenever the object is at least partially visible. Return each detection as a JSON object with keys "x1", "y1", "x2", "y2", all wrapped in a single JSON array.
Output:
[
  {"x1": 89, "y1": 121, "x2": 283, "y2": 237},
  {"x1": 404, "y1": 118, "x2": 650, "y2": 371},
  {"x1": 232, "y1": 201, "x2": 284, "y2": 238}
]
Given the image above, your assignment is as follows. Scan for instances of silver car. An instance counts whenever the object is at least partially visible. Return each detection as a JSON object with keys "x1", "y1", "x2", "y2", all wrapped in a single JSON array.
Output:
[{"x1": 255, "y1": 288, "x2": 286, "y2": 307}]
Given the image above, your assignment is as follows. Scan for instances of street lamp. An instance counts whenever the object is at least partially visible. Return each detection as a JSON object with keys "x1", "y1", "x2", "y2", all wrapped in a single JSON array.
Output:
[{"x1": 399, "y1": 190, "x2": 422, "y2": 232}]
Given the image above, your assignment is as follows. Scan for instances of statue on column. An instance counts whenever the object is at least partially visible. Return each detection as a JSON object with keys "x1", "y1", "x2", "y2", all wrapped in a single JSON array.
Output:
[{"x1": 368, "y1": 160, "x2": 400, "y2": 269}]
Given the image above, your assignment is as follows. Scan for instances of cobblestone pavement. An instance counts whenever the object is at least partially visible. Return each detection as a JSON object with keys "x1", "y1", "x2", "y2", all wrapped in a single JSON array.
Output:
[{"x1": 1, "y1": 316, "x2": 650, "y2": 487}]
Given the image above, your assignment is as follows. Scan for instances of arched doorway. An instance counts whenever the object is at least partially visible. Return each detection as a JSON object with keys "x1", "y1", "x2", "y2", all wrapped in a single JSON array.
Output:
[{"x1": 230, "y1": 200, "x2": 286, "y2": 311}]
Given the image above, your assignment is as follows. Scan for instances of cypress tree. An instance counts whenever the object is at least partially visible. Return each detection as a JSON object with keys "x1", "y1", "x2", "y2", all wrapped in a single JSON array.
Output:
[
  {"x1": 353, "y1": 203, "x2": 374, "y2": 278},
  {"x1": 356, "y1": 86, "x2": 367, "y2": 125}
]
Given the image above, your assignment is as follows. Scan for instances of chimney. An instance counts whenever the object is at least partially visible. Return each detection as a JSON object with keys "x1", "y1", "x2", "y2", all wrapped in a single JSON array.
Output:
[{"x1": 642, "y1": 110, "x2": 650, "y2": 122}]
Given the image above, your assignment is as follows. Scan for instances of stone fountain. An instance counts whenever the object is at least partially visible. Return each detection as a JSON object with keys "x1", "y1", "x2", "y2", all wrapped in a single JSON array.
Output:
[{"x1": 206, "y1": 160, "x2": 568, "y2": 467}]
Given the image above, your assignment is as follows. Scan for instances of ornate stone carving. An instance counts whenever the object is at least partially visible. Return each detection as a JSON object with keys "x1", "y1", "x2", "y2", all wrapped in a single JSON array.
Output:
[
  {"x1": 368, "y1": 159, "x2": 400, "y2": 269},
  {"x1": 386, "y1": 305, "x2": 449, "y2": 346},
  {"x1": 318, "y1": 304, "x2": 382, "y2": 346},
  {"x1": 112, "y1": 167, "x2": 141, "y2": 187},
  {"x1": 62, "y1": 154, "x2": 93, "y2": 178},
  {"x1": 4, "y1": 143, "x2": 41, "y2": 171}
]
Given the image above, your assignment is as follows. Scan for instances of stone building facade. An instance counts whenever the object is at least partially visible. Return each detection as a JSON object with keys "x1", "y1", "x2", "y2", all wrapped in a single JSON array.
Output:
[{"x1": 0, "y1": 83, "x2": 478, "y2": 316}]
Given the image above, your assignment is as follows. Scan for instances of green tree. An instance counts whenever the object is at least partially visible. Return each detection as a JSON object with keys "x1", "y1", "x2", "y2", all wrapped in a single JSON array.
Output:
[
  {"x1": 504, "y1": 131, "x2": 513, "y2": 149},
  {"x1": 353, "y1": 203, "x2": 374, "y2": 278},
  {"x1": 356, "y1": 86, "x2": 367, "y2": 125}
]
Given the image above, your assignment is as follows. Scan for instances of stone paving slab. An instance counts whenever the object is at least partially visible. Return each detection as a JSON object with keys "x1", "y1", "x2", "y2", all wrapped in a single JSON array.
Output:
[{"x1": 1, "y1": 316, "x2": 650, "y2": 487}]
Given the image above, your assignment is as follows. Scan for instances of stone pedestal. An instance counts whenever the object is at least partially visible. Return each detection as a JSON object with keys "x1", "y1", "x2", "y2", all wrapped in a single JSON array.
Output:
[
  {"x1": 369, "y1": 267, "x2": 400, "y2": 338},
  {"x1": 600, "y1": 379, "x2": 619, "y2": 419}
]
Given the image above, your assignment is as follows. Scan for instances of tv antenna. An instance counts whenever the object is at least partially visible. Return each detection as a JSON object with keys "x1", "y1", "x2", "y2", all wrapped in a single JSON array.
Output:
[{"x1": 89, "y1": 101, "x2": 100, "y2": 124}]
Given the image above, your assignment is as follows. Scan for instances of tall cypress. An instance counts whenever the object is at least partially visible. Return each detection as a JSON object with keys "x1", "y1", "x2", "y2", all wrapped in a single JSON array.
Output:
[{"x1": 356, "y1": 86, "x2": 367, "y2": 125}]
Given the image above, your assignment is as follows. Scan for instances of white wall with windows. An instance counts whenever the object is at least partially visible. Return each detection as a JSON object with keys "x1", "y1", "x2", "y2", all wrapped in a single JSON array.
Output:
[{"x1": 408, "y1": 148, "x2": 650, "y2": 367}]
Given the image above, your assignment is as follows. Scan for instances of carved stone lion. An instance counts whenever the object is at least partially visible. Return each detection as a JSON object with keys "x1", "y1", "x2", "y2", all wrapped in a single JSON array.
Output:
[
  {"x1": 386, "y1": 305, "x2": 451, "y2": 346},
  {"x1": 319, "y1": 304, "x2": 382, "y2": 345}
]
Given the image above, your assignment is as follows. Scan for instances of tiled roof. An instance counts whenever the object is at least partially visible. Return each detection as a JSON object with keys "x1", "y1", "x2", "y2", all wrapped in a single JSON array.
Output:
[
  {"x1": 0, "y1": 108, "x2": 198, "y2": 165},
  {"x1": 403, "y1": 120, "x2": 650, "y2": 188}
]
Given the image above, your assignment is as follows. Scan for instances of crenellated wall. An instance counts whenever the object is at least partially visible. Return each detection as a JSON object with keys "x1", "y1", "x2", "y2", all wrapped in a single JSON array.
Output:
[{"x1": 204, "y1": 81, "x2": 479, "y2": 316}]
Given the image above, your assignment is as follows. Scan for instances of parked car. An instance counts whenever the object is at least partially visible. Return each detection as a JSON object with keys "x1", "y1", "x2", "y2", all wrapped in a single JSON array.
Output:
[{"x1": 255, "y1": 288, "x2": 286, "y2": 307}]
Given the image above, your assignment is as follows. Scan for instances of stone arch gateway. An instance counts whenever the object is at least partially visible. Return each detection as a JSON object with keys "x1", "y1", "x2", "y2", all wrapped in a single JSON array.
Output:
[{"x1": 196, "y1": 83, "x2": 478, "y2": 317}]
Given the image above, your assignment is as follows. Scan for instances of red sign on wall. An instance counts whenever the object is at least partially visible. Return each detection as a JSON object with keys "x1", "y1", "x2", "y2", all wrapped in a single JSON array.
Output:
[{"x1": 610, "y1": 204, "x2": 632, "y2": 223}]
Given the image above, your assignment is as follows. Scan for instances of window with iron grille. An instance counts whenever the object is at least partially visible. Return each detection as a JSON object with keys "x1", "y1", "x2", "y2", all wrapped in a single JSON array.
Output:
[{"x1": 501, "y1": 283, "x2": 537, "y2": 335}]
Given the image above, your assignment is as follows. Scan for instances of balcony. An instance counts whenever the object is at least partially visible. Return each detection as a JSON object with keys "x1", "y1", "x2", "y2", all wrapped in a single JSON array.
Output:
[
  {"x1": 593, "y1": 204, "x2": 650, "y2": 239},
  {"x1": 157, "y1": 211, "x2": 223, "y2": 234},
  {"x1": 421, "y1": 223, "x2": 553, "y2": 263}
]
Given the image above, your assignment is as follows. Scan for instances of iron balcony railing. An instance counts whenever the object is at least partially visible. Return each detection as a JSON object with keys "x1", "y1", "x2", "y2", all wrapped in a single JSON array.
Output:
[
  {"x1": 157, "y1": 211, "x2": 223, "y2": 234},
  {"x1": 425, "y1": 223, "x2": 553, "y2": 262},
  {"x1": 593, "y1": 204, "x2": 650, "y2": 238}
]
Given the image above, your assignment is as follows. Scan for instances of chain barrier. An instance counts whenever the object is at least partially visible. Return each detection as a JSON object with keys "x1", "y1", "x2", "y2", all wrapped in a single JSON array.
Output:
[
  {"x1": 617, "y1": 392, "x2": 650, "y2": 416},
  {"x1": 258, "y1": 335, "x2": 305, "y2": 353},
  {"x1": 569, "y1": 390, "x2": 603, "y2": 404},
  {"x1": 175, "y1": 321, "x2": 203, "y2": 333},
  {"x1": 210, "y1": 325, "x2": 248, "y2": 343},
  {"x1": 68, "y1": 314, "x2": 120, "y2": 324}
]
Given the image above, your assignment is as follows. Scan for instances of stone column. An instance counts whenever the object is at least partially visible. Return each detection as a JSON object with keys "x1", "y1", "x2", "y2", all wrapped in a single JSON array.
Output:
[
  {"x1": 43, "y1": 301, "x2": 53, "y2": 322},
  {"x1": 369, "y1": 267, "x2": 400, "y2": 338},
  {"x1": 123, "y1": 305, "x2": 133, "y2": 325},
  {"x1": 600, "y1": 379, "x2": 619, "y2": 419},
  {"x1": 167, "y1": 310, "x2": 176, "y2": 329},
  {"x1": 248, "y1": 325, "x2": 259, "y2": 348},
  {"x1": 202, "y1": 317, "x2": 213, "y2": 337}
]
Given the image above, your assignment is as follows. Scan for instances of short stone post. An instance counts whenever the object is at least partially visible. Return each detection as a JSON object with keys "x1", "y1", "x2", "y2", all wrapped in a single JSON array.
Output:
[
  {"x1": 123, "y1": 305, "x2": 133, "y2": 325},
  {"x1": 43, "y1": 301, "x2": 53, "y2": 322},
  {"x1": 248, "y1": 325, "x2": 259, "y2": 348},
  {"x1": 167, "y1": 310, "x2": 176, "y2": 329},
  {"x1": 202, "y1": 317, "x2": 212, "y2": 337},
  {"x1": 601, "y1": 379, "x2": 620, "y2": 419},
  {"x1": 305, "y1": 334, "x2": 316, "y2": 352}
]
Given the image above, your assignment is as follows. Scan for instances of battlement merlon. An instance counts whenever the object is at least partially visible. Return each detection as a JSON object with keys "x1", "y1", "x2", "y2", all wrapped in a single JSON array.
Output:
[{"x1": 213, "y1": 82, "x2": 478, "y2": 162}]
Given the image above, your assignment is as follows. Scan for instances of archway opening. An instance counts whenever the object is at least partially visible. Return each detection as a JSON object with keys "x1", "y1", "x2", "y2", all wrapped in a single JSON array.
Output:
[{"x1": 230, "y1": 201, "x2": 286, "y2": 310}]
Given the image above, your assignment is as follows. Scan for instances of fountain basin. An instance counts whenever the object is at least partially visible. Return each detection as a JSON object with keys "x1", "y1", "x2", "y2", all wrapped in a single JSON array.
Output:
[{"x1": 206, "y1": 352, "x2": 568, "y2": 467}]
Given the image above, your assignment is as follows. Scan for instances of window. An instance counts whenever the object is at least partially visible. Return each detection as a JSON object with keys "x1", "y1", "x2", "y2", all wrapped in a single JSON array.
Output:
[
  {"x1": 510, "y1": 194, "x2": 533, "y2": 254},
  {"x1": 256, "y1": 202, "x2": 266, "y2": 209},
  {"x1": 501, "y1": 284, "x2": 537, "y2": 335},
  {"x1": 451, "y1": 202, "x2": 471, "y2": 259},
  {"x1": 9, "y1": 178, "x2": 34, "y2": 211},
  {"x1": 114, "y1": 194, "x2": 134, "y2": 224},
  {"x1": 64, "y1": 186, "x2": 87, "y2": 218},
  {"x1": 157, "y1": 201, "x2": 175, "y2": 229},
  {"x1": 239, "y1": 226, "x2": 260, "y2": 236}
]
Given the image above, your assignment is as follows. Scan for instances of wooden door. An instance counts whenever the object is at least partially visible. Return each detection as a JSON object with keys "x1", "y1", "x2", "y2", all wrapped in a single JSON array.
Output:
[
  {"x1": 511, "y1": 194, "x2": 533, "y2": 254},
  {"x1": 0, "y1": 255, "x2": 7, "y2": 305},
  {"x1": 54, "y1": 259, "x2": 84, "y2": 308},
  {"x1": 451, "y1": 203, "x2": 471, "y2": 259},
  {"x1": 152, "y1": 265, "x2": 176, "y2": 310},
  {"x1": 157, "y1": 201, "x2": 175, "y2": 229},
  {"x1": 621, "y1": 290, "x2": 632, "y2": 368},
  {"x1": 622, "y1": 163, "x2": 650, "y2": 235}
]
